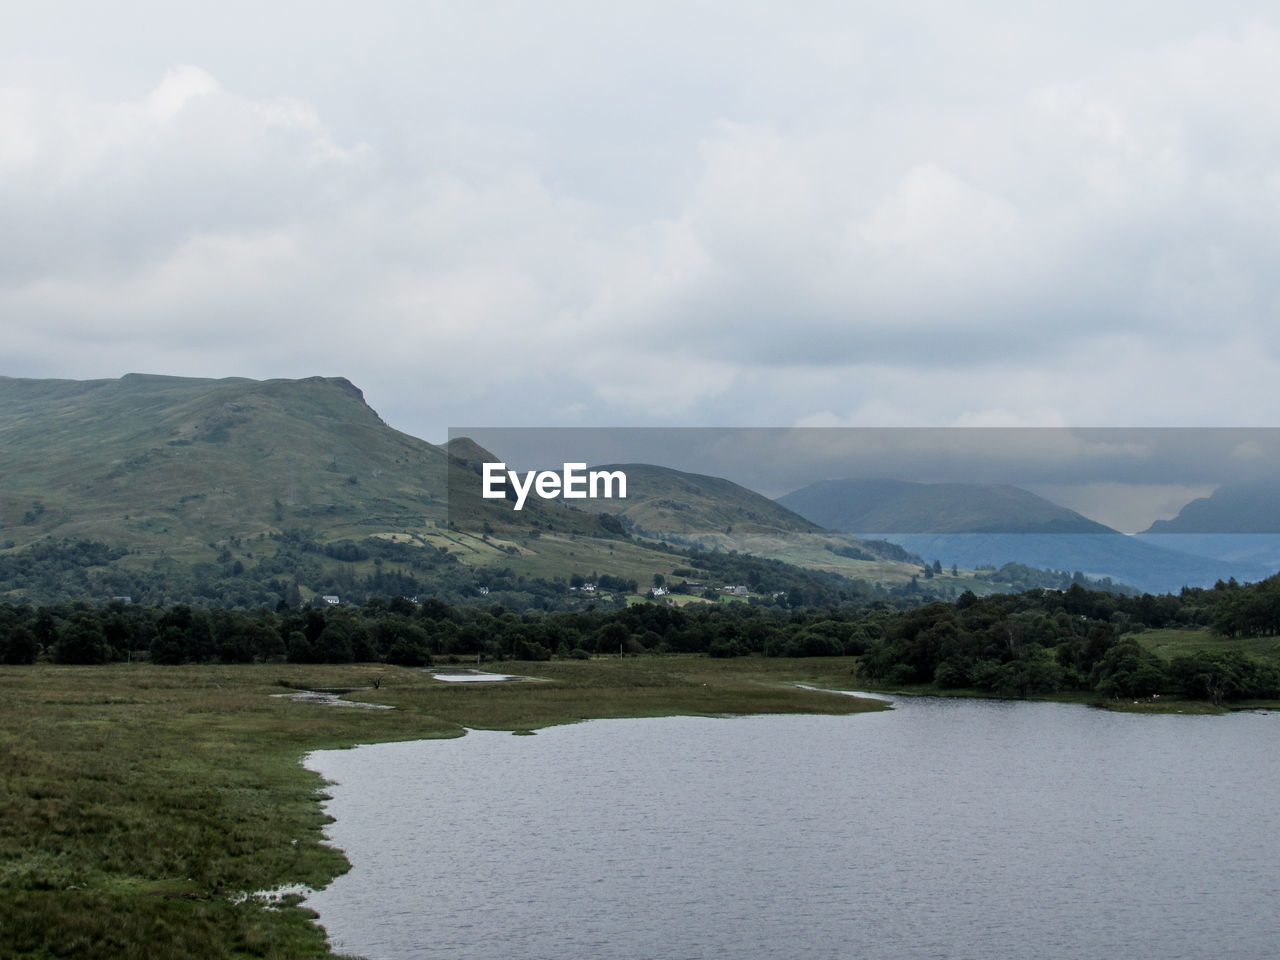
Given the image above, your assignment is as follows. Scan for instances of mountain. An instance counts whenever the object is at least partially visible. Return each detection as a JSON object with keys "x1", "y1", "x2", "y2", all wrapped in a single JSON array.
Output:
[
  {"x1": 775, "y1": 478, "x2": 1114, "y2": 534},
  {"x1": 10, "y1": 374, "x2": 1172, "y2": 605},
  {"x1": 0, "y1": 374, "x2": 929, "y2": 606},
  {"x1": 1144, "y1": 483, "x2": 1280, "y2": 534},
  {"x1": 1134, "y1": 482, "x2": 1280, "y2": 574},
  {"x1": 0, "y1": 374, "x2": 652, "y2": 604},
  {"x1": 880, "y1": 533, "x2": 1271, "y2": 594},
  {"x1": 0, "y1": 374, "x2": 615, "y2": 545},
  {"x1": 776, "y1": 477, "x2": 1273, "y2": 593},
  {"x1": 0, "y1": 372, "x2": 443, "y2": 543},
  {"x1": 586, "y1": 463, "x2": 824, "y2": 537}
]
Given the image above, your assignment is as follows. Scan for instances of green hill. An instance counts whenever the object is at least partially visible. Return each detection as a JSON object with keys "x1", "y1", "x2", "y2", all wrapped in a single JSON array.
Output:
[
  {"x1": 0, "y1": 373, "x2": 444, "y2": 547},
  {"x1": 0, "y1": 375, "x2": 951, "y2": 606},
  {"x1": 0, "y1": 375, "x2": 651, "y2": 604},
  {"x1": 6, "y1": 374, "x2": 1099, "y2": 606}
]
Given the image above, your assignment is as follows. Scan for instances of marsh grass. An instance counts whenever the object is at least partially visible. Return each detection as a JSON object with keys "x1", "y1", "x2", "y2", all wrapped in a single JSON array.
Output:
[{"x1": 0, "y1": 658, "x2": 883, "y2": 958}]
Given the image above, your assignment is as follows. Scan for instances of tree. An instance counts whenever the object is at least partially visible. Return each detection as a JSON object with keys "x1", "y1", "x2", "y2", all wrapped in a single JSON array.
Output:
[
  {"x1": 1169, "y1": 650, "x2": 1280, "y2": 705},
  {"x1": 1089, "y1": 640, "x2": 1168, "y2": 699},
  {"x1": 2, "y1": 625, "x2": 38, "y2": 665},
  {"x1": 150, "y1": 627, "x2": 187, "y2": 665},
  {"x1": 54, "y1": 615, "x2": 110, "y2": 664},
  {"x1": 371, "y1": 616, "x2": 429, "y2": 664},
  {"x1": 990, "y1": 644, "x2": 1065, "y2": 697},
  {"x1": 597, "y1": 622, "x2": 630, "y2": 656},
  {"x1": 33, "y1": 610, "x2": 57, "y2": 653}
]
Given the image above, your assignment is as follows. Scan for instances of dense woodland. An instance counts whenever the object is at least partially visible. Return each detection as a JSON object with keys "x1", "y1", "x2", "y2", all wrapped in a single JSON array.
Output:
[{"x1": 4, "y1": 573, "x2": 1280, "y2": 704}]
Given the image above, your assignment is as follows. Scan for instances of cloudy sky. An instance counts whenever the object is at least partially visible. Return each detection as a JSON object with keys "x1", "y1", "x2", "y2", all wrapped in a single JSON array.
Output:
[{"x1": 4, "y1": 1, "x2": 1280, "y2": 444}]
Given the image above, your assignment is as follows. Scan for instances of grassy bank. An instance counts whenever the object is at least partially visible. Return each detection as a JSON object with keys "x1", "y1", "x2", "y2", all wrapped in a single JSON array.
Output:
[
  {"x1": 1134, "y1": 626, "x2": 1280, "y2": 663},
  {"x1": 0, "y1": 657, "x2": 884, "y2": 959}
]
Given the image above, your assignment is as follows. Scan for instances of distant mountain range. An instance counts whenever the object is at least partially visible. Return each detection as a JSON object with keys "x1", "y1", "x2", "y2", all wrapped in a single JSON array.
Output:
[
  {"x1": 775, "y1": 478, "x2": 1113, "y2": 534},
  {"x1": 777, "y1": 477, "x2": 1277, "y2": 594}
]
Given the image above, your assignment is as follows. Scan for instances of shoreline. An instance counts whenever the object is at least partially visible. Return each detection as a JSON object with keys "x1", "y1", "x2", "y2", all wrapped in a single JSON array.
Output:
[
  {"x1": 3, "y1": 655, "x2": 1266, "y2": 958},
  {"x1": 0, "y1": 657, "x2": 884, "y2": 959}
]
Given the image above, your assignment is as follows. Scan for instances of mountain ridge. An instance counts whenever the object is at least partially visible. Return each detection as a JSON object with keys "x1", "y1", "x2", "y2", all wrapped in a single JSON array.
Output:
[
  {"x1": 1144, "y1": 482, "x2": 1280, "y2": 534},
  {"x1": 776, "y1": 477, "x2": 1116, "y2": 534}
]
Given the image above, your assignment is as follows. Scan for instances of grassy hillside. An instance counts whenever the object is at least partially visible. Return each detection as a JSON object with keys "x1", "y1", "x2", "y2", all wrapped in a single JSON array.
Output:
[
  {"x1": 0, "y1": 375, "x2": 1049, "y2": 606},
  {"x1": 0, "y1": 376, "x2": 664, "y2": 603},
  {"x1": 1135, "y1": 626, "x2": 1280, "y2": 664},
  {"x1": 586, "y1": 463, "x2": 822, "y2": 536},
  {"x1": 0, "y1": 373, "x2": 444, "y2": 550}
]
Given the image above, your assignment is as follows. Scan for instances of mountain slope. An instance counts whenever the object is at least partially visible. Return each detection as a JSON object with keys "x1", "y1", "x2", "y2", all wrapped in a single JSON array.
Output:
[
  {"x1": 0, "y1": 375, "x2": 659, "y2": 603},
  {"x1": 1135, "y1": 482, "x2": 1280, "y2": 574},
  {"x1": 0, "y1": 373, "x2": 451, "y2": 548},
  {"x1": 776, "y1": 478, "x2": 1114, "y2": 534},
  {"x1": 0, "y1": 375, "x2": 929, "y2": 605},
  {"x1": 0, "y1": 374, "x2": 633, "y2": 547},
  {"x1": 1144, "y1": 483, "x2": 1280, "y2": 534},
  {"x1": 589, "y1": 463, "x2": 824, "y2": 537}
]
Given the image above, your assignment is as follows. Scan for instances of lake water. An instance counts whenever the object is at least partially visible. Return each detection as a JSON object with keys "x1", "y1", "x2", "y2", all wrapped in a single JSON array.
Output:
[{"x1": 304, "y1": 696, "x2": 1280, "y2": 959}]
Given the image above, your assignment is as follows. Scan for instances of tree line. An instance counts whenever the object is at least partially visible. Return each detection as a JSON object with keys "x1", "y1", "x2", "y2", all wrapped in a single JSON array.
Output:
[{"x1": 3, "y1": 573, "x2": 1279, "y2": 703}]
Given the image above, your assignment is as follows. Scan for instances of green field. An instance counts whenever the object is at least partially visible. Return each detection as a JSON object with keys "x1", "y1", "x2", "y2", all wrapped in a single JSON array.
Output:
[
  {"x1": 1134, "y1": 626, "x2": 1280, "y2": 663},
  {"x1": 0, "y1": 658, "x2": 884, "y2": 959}
]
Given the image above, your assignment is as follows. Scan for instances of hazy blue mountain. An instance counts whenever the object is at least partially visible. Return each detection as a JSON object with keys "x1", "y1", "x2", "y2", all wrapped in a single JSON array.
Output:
[
  {"x1": 777, "y1": 478, "x2": 1274, "y2": 593},
  {"x1": 1144, "y1": 483, "x2": 1280, "y2": 534},
  {"x1": 775, "y1": 478, "x2": 1114, "y2": 534},
  {"x1": 1131, "y1": 483, "x2": 1280, "y2": 574}
]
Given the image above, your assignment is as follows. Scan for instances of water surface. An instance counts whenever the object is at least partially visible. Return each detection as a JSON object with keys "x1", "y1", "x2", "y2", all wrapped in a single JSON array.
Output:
[{"x1": 305, "y1": 697, "x2": 1279, "y2": 959}]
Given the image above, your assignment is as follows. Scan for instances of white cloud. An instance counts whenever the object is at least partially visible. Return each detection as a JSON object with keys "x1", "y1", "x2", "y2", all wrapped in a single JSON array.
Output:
[
  {"x1": 144, "y1": 64, "x2": 220, "y2": 121},
  {"x1": 3, "y1": 7, "x2": 1280, "y2": 440}
]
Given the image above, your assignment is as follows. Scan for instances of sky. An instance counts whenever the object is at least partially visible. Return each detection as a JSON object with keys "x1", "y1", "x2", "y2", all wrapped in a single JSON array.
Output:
[{"x1": 4, "y1": 1, "x2": 1280, "y2": 448}]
